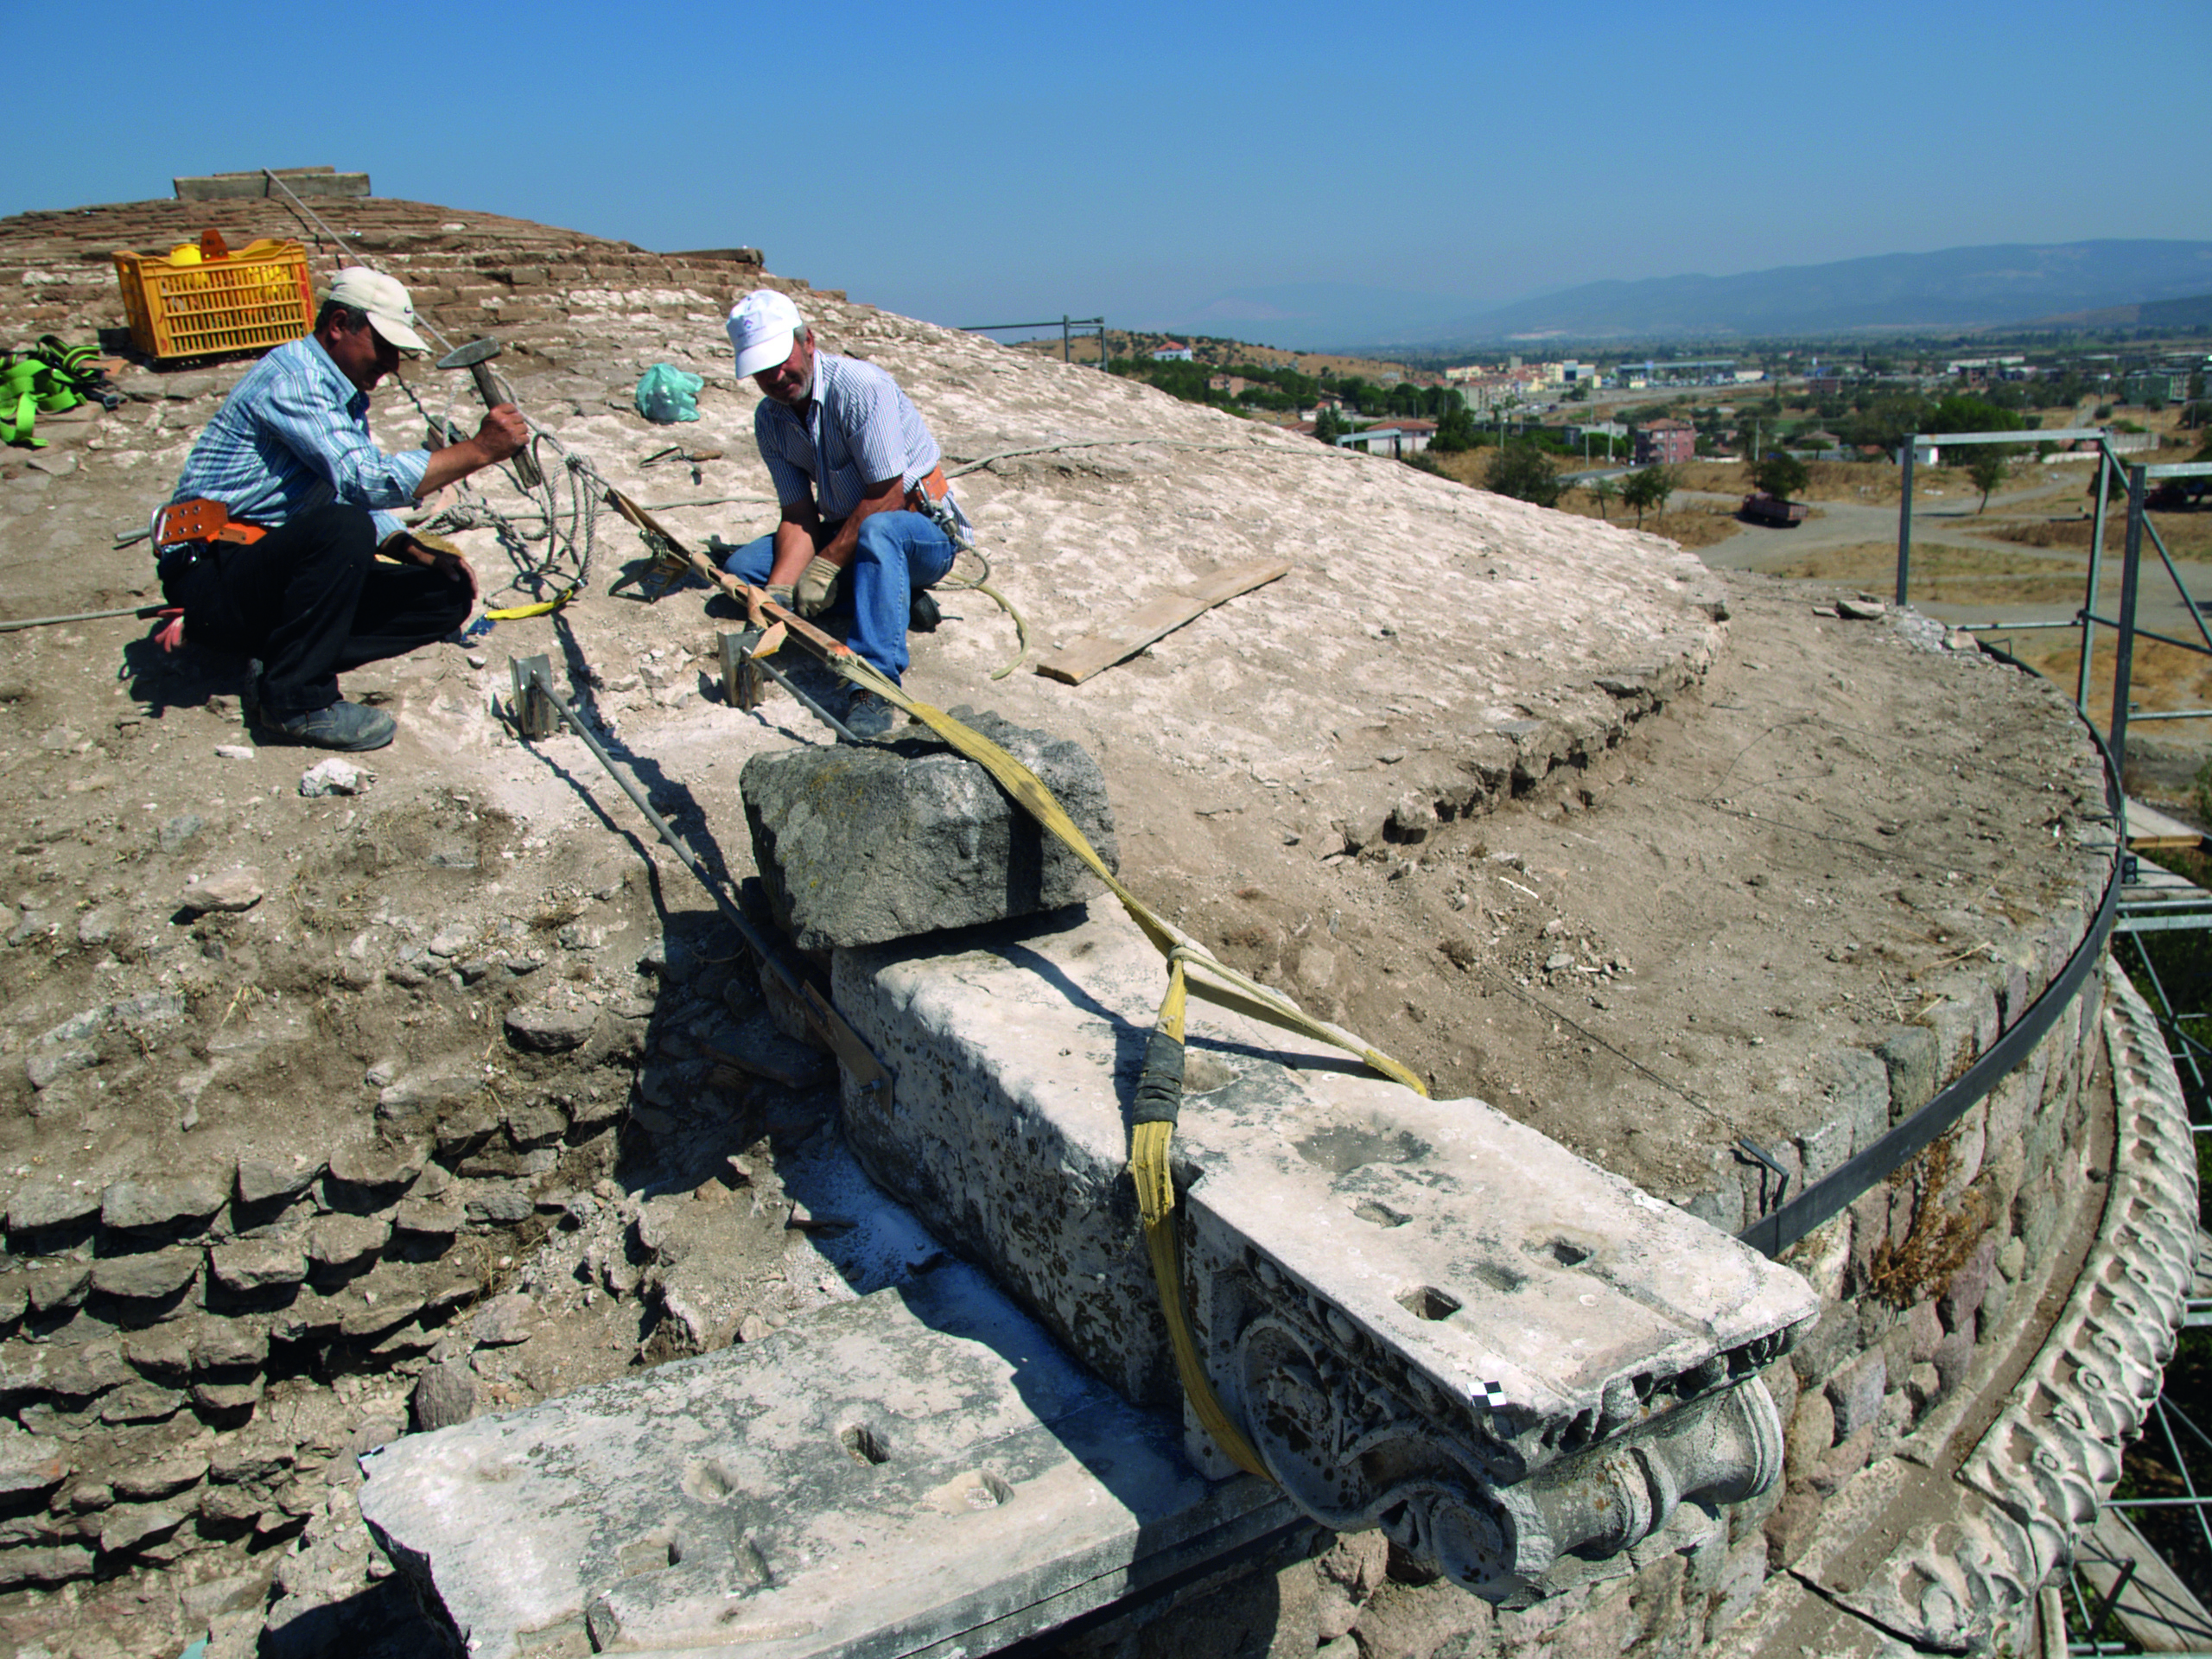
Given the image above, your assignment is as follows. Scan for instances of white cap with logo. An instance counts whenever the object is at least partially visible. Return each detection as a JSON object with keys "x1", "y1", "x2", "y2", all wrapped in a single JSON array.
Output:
[
  {"x1": 325, "y1": 267, "x2": 428, "y2": 354},
  {"x1": 728, "y1": 289, "x2": 805, "y2": 378}
]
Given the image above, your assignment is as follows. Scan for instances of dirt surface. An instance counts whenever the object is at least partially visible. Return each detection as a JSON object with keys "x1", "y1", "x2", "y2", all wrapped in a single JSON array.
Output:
[{"x1": 0, "y1": 195, "x2": 2118, "y2": 1656}]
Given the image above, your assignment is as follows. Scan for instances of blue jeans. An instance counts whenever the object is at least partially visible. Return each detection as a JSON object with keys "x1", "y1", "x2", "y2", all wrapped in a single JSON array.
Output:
[{"x1": 721, "y1": 511, "x2": 955, "y2": 683}]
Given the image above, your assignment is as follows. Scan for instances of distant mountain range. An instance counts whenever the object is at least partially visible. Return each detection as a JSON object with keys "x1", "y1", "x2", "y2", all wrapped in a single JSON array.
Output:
[{"x1": 1159, "y1": 241, "x2": 2212, "y2": 353}]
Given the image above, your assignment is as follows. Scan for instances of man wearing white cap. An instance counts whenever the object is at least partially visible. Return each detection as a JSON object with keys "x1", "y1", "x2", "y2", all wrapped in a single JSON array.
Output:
[
  {"x1": 721, "y1": 289, "x2": 965, "y2": 738},
  {"x1": 160, "y1": 268, "x2": 528, "y2": 750}
]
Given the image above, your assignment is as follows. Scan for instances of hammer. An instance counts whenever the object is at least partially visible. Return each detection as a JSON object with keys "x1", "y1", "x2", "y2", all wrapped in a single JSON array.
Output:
[{"x1": 437, "y1": 337, "x2": 543, "y2": 488}]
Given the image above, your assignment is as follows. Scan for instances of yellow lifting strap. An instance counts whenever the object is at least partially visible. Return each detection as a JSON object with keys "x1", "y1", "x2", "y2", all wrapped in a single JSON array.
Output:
[
  {"x1": 483, "y1": 583, "x2": 580, "y2": 622},
  {"x1": 1132, "y1": 957, "x2": 1272, "y2": 1478},
  {"x1": 746, "y1": 632, "x2": 1432, "y2": 1478}
]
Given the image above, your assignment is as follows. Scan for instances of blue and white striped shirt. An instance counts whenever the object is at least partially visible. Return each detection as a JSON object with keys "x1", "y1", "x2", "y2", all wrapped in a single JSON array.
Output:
[
  {"x1": 754, "y1": 350, "x2": 941, "y2": 522},
  {"x1": 168, "y1": 337, "x2": 428, "y2": 543}
]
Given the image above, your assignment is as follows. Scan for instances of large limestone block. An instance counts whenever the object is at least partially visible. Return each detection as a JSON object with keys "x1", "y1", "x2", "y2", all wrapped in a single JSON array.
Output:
[
  {"x1": 360, "y1": 1263, "x2": 1293, "y2": 1659},
  {"x1": 741, "y1": 709, "x2": 1116, "y2": 950},
  {"x1": 834, "y1": 901, "x2": 1821, "y2": 1604}
]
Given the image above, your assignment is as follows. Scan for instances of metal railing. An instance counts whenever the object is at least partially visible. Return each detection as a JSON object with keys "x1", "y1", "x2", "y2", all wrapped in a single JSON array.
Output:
[
  {"x1": 1895, "y1": 429, "x2": 2212, "y2": 781},
  {"x1": 961, "y1": 315, "x2": 1108, "y2": 368}
]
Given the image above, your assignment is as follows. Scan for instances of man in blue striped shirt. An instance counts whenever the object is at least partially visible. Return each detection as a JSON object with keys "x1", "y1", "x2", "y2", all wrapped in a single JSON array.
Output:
[
  {"x1": 719, "y1": 290, "x2": 964, "y2": 738},
  {"x1": 163, "y1": 268, "x2": 527, "y2": 750}
]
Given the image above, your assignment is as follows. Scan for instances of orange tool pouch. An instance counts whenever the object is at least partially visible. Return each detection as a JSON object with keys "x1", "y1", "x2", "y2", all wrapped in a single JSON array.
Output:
[
  {"x1": 150, "y1": 501, "x2": 268, "y2": 652},
  {"x1": 903, "y1": 464, "x2": 950, "y2": 512},
  {"x1": 153, "y1": 499, "x2": 268, "y2": 549}
]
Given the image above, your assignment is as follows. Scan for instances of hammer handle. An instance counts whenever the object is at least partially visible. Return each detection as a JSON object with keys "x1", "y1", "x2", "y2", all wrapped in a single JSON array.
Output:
[{"x1": 467, "y1": 361, "x2": 543, "y2": 488}]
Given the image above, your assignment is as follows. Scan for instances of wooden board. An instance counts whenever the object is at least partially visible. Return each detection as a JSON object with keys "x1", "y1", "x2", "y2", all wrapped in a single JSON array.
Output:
[
  {"x1": 2126, "y1": 797, "x2": 2207, "y2": 852},
  {"x1": 1034, "y1": 559, "x2": 1291, "y2": 685}
]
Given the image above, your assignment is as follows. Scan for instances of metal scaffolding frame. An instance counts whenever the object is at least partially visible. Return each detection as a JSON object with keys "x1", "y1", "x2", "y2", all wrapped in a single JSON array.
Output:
[{"x1": 1894, "y1": 450, "x2": 2212, "y2": 1649}]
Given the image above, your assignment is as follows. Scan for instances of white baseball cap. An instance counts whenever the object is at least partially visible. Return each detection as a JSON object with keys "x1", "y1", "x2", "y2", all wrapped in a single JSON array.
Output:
[
  {"x1": 728, "y1": 289, "x2": 805, "y2": 378},
  {"x1": 326, "y1": 267, "x2": 428, "y2": 354}
]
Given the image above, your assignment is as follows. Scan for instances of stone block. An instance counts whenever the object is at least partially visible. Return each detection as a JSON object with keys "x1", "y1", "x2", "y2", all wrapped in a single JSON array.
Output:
[
  {"x1": 99, "y1": 1501, "x2": 184, "y2": 1554},
  {"x1": 209, "y1": 1238, "x2": 308, "y2": 1292},
  {"x1": 0, "y1": 1424, "x2": 69, "y2": 1498},
  {"x1": 1824, "y1": 1351, "x2": 1885, "y2": 1440},
  {"x1": 1906, "y1": 1300, "x2": 1942, "y2": 1364},
  {"x1": 411, "y1": 1361, "x2": 476, "y2": 1432},
  {"x1": 1938, "y1": 1235, "x2": 1999, "y2": 1335},
  {"x1": 112, "y1": 1452, "x2": 206, "y2": 1502},
  {"x1": 1808, "y1": 1423, "x2": 1874, "y2": 1497},
  {"x1": 6, "y1": 1182, "x2": 100, "y2": 1236},
  {"x1": 190, "y1": 1318, "x2": 269, "y2": 1372},
  {"x1": 26, "y1": 1257, "x2": 90, "y2": 1314},
  {"x1": 124, "y1": 1325, "x2": 192, "y2": 1380},
  {"x1": 1708, "y1": 1535, "x2": 1768, "y2": 1635},
  {"x1": 89, "y1": 1248, "x2": 201, "y2": 1301},
  {"x1": 505, "y1": 1003, "x2": 599, "y2": 1054},
  {"x1": 393, "y1": 1197, "x2": 461, "y2": 1240},
  {"x1": 361, "y1": 1265, "x2": 1298, "y2": 1659},
  {"x1": 1763, "y1": 1487, "x2": 1822, "y2": 1570},
  {"x1": 1784, "y1": 1392, "x2": 1834, "y2": 1481},
  {"x1": 99, "y1": 1382, "x2": 187, "y2": 1424},
  {"x1": 1922, "y1": 976, "x2": 1999, "y2": 1084},
  {"x1": 307, "y1": 1213, "x2": 390, "y2": 1269},
  {"x1": 101, "y1": 1176, "x2": 226, "y2": 1233},
  {"x1": 463, "y1": 1181, "x2": 536, "y2": 1225},
  {"x1": 742, "y1": 708, "x2": 1116, "y2": 950},
  {"x1": 327, "y1": 1140, "x2": 425, "y2": 1192},
  {"x1": 0, "y1": 1544, "x2": 92, "y2": 1586},
  {"x1": 836, "y1": 899, "x2": 1815, "y2": 1601},
  {"x1": 235, "y1": 1157, "x2": 320, "y2": 1209},
  {"x1": 1875, "y1": 1026, "x2": 1936, "y2": 1120}
]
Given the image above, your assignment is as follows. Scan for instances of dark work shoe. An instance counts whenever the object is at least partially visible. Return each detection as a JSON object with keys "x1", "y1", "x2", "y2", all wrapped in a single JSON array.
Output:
[
  {"x1": 843, "y1": 689, "x2": 901, "y2": 741},
  {"x1": 277, "y1": 700, "x2": 395, "y2": 752},
  {"x1": 908, "y1": 590, "x2": 942, "y2": 633}
]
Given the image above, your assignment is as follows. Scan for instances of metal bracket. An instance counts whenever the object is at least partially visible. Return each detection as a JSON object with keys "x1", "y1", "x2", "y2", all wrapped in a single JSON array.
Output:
[
  {"x1": 509, "y1": 653, "x2": 560, "y2": 738},
  {"x1": 1733, "y1": 1137, "x2": 1791, "y2": 1218},
  {"x1": 720, "y1": 630, "x2": 766, "y2": 711}
]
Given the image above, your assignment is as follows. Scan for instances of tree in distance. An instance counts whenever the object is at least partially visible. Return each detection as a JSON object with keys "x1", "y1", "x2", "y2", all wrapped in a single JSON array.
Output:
[
  {"x1": 1620, "y1": 466, "x2": 1677, "y2": 528},
  {"x1": 1751, "y1": 452, "x2": 1808, "y2": 501},
  {"x1": 1484, "y1": 442, "x2": 1561, "y2": 509},
  {"x1": 1966, "y1": 448, "x2": 2012, "y2": 513},
  {"x1": 1313, "y1": 405, "x2": 1344, "y2": 445},
  {"x1": 1432, "y1": 404, "x2": 1480, "y2": 454},
  {"x1": 1586, "y1": 474, "x2": 1618, "y2": 521}
]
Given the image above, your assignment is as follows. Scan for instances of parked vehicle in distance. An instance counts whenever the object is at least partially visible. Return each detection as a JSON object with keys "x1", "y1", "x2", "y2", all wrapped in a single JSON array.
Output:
[{"x1": 1740, "y1": 492, "x2": 1808, "y2": 527}]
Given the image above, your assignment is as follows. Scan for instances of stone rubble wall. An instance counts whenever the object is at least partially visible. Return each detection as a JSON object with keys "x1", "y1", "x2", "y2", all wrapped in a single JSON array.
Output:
[
  {"x1": 0, "y1": 195, "x2": 785, "y2": 364},
  {"x1": 0, "y1": 1057, "x2": 642, "y2": 1594}
]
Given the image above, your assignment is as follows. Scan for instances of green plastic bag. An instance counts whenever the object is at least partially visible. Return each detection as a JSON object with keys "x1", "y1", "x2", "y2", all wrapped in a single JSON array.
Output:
[{"x1": 635, "y1": 362, "x2": 704, "y2": 424}]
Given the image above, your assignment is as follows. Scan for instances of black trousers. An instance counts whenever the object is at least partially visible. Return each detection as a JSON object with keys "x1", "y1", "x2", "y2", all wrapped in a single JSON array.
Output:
[{"x1": 165, "y1": 503, "x2": 469, "y2": 720}]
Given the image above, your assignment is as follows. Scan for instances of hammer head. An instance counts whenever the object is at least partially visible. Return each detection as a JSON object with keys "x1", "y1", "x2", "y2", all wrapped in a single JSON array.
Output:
[{"x1": 436, "y1": 337, "x2": 503, "y2": 372}]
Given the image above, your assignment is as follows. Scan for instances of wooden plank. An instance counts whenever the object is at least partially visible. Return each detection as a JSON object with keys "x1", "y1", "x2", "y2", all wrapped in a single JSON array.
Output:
[
  {"x1": 2075, "y1": 1509, "x2": 2212, "y2": 1653},
  {"x1": 2127, "y1": 797, "x2": 2207, "y2": 852},
  {"x1": 1034, "y1": 559, "x2": 1291, "y2": 685}
]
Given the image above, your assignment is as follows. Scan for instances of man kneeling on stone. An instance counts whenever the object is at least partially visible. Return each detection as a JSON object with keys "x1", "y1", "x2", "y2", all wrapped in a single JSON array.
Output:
[
  {"x1": 157, "y1": 268, "x2": 528, "y2": 752},
  {"x1": 721, "y1": 290, "x2": 967, "y2": 739}
]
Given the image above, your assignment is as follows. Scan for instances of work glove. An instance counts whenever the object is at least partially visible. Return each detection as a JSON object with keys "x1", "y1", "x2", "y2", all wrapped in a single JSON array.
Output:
[
  {"x1": 795, "y1": 556, "x2": 842, "y2": 618},
  {"x1": 766, "y1": 582, "x2": 795, "y2": 612}
]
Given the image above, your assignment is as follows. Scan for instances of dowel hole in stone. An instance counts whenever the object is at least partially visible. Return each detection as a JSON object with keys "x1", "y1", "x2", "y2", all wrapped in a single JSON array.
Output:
[
  {"x1": 1395, "y1": 1285, "x2": 1462, "y2": 1321},
  {"x1": 839, "y1": 1423, "x2": 889, "y2": 1466},
  {"x1": 1544, "y1": 1239, "x2": 1591, "y2": 1268}
]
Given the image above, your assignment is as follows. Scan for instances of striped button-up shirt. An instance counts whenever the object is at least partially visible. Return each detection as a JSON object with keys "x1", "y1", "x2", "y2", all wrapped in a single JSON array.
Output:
[
  {"x1": 168, "y1": 337, "x2": 427, "y2": 543},
  {"x1": 754, "y1": 350, "x2": 941, "y2": 522}
]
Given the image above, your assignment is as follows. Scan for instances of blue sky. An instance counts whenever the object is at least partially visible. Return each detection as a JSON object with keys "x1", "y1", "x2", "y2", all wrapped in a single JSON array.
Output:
[{"x1": 10, "y1": 0, "x2": 2207, "y2": 336}]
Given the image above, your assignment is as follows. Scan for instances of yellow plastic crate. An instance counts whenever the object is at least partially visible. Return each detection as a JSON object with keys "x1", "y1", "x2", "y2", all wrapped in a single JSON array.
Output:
[{"x1": 112, "y1": 238, "x2": 315, "y2": 360}]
